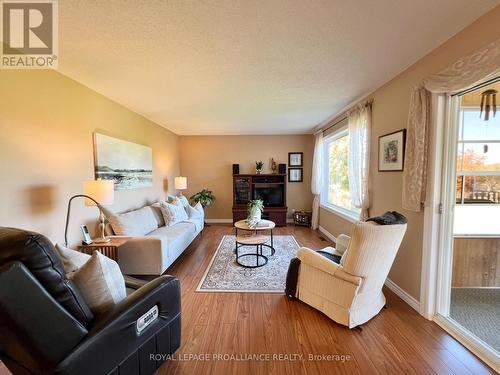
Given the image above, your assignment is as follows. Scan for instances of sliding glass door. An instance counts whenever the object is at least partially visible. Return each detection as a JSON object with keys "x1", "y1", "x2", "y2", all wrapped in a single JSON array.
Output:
[{"x1": 437, "y1": 80, "x2": 500, "y2": 363}]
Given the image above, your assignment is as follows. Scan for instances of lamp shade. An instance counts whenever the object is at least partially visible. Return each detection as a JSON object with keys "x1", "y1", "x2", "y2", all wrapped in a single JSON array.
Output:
[
  {"x1": 83, "y1": 180, "x2": 114, "y2": 206},
  {"x1": 174, "y1": 176, "x2": 187, "y2": 190}
]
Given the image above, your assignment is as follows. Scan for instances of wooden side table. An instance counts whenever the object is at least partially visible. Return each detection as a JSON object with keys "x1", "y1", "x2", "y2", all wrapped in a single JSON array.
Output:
[{"x1": 77, "y1": 237, "x2": 131, "y2": 261}]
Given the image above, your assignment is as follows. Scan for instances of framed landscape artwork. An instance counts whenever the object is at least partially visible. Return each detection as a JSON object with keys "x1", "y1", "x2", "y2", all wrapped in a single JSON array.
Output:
[
  {"x1": 93, "y1": 132, "x2": 153, "y2": 190},
  {"x1": 378, "y1": 129, "x2": 406, "y2": 171}
]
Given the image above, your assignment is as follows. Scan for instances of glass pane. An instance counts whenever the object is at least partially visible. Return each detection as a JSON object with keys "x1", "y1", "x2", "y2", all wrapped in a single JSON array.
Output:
[
  {"x1": 462, "y1": 110, "x2": 500, "y2": 141},
  {"x1": 459, "y1": 143, "x2": 500, "y2": 172},
  {"x1": 456, "y1": 176, "x2": 463, "y2": 204},
  {"x1": 327, "y1": 134, "x2": 356, "y2": 211},
  {"x1": 462, "y1": 175, "x2": 500, "y2": 204},
  {"x1": 234, "y1": 178, "x2": 250, "y2": 205}
]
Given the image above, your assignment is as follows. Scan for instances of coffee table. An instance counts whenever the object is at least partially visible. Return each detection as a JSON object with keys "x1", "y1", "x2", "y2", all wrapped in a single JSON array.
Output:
[
  {"x1": 234, "y1": 219, "x2": 275, "y2": 256},
  {"x1": 235, "y1": 234, "x2": 270, "y2": 268}
]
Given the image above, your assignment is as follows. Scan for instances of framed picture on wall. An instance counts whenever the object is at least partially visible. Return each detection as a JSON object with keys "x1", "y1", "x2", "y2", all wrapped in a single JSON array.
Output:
[
  {"x1": 288, "y1": 168, "x2": 303, "y2": 182},
  {"x1": 288, "y1": 152, "x2": 303, "y2": 167},
  {"x1": 94, "y1": 132, "x2": 153, "y2": 190},
  {"x1": 378, "y1": 129, "x2": 406, "y2": 171}
]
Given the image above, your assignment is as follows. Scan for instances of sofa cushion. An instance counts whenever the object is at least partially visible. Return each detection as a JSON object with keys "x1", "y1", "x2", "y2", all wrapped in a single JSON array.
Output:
[
  {"x1": 69, "y1": 251, "x2": 126, "y2": 315},
  {"x1": 0, "y1": 227, "x2": 94, "y2": 326},
  {"x1": 55, "y1": 243, "x2": 91, "y2": 273},
  {"x1": 147, "y1": 223, "x2": 197, "y2": 258},
  {"x1": 109, "y1": 206, "x2": 159, "y2": 236}
]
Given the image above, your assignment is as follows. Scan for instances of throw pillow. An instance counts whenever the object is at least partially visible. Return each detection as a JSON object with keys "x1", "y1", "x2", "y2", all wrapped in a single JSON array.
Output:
[
  {"x1": 69, "y1": 251, "x2": 126, "y2": 315},
  {"x1": 108, "y1": 206, "x2": 158, "y2": 236},
  {"x1": 55, "y1": 243, "x2": 91, "y2": 273},
  {"x1": 158, "y1": 200, "x2": 189, "y2": 226},
  {"x1": 150, "y1": 202, "x2": 166, "y2": 227},
  {"x1": 170, "y1": 195, "x2": 190, "y2": 214},
  {"x1": 188, "y1": 204, "x2": 203, "y2": 219},
  {"x1": 178, "y1": 195, "x2": 190, "y2": 212},
  {"x1": 193, "y1": 202, "x2": 204, "y2": 218}
]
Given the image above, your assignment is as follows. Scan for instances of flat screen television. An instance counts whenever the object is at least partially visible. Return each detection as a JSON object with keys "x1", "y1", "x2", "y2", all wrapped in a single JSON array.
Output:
[{"x1": 253, "y1": 183, "x2": 284, "y2": 207}]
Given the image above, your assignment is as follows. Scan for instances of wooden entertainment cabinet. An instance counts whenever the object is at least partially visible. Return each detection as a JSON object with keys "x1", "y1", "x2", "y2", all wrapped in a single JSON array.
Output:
[{"x1": 232, "y1": 174, "x2": 287, "y2": 226}]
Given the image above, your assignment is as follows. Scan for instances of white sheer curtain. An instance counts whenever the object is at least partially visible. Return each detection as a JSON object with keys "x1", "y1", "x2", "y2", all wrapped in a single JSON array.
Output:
[
  {"x1": 403, "y1": 37, "x2": 500, "y2": 212},
  {"x1": 348, "y1": 102, "x2": 371, "y2": 221},
  {"x1": 311, "y1": 131, "x2": 323, "y2": 229}
]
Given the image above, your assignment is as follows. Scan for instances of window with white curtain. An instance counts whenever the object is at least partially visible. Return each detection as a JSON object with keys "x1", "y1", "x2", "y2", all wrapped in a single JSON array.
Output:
[{"x1": 321, "y1": 126, "x2": 360, "y2": 221}]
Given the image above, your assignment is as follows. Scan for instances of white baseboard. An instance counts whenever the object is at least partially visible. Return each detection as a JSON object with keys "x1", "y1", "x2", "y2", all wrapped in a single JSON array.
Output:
[
  {"x1": 384, "y1": 278, "x2": 420, "y2": 312},
  {"x1": 205, "y1": 219, "x2": 233, "y2": 224},
  {"x1": 318, "y1": 225, "x2": 337, "y2": 243}
]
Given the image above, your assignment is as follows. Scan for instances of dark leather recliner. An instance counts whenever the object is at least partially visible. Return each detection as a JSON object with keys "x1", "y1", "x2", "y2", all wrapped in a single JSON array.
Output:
[{"x1": 0, "y1": 227, "x2": 181, "y2": 375}]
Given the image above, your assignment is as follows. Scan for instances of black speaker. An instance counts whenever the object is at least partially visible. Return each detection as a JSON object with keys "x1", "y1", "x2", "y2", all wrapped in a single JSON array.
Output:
[
  {"x1": 278, "y1": 163, "x2": 286, "y2": 174},
  {"x1": 232, "y1": 164, "x2": 240, "y2": 175}
]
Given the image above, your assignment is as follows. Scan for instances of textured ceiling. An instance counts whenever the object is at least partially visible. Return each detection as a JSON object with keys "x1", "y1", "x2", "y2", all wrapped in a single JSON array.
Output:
[{"x1": 58, "y1": 0, "x2": 499, "y2": 135}]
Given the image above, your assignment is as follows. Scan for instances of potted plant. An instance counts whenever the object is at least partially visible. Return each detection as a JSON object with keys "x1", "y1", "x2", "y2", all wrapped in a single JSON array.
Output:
[
  {"x1": 190, "y1": 189, "x2": 216, "y2": 208},
  {"x1": 255, "y1": 161, "x2": 264, "y2": 174},
  {"x1": 247, "y1": 199, "x2": 264, "y2": 225}
]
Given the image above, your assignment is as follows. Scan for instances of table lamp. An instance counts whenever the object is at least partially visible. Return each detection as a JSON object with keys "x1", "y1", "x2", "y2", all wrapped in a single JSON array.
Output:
[
  {"x1": 174, "y1": 176, "x2": 187, "y2": 196},
  {"x1": 64, "y1": 180, "x2": 115, "y2": 246}
]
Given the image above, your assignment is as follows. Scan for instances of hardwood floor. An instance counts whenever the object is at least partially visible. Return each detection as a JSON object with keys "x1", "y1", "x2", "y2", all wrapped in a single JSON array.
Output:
[
  {"x1": 156, "y1": 224, "x2": 494, "y2": 375},
  {"x1": 0, "y1": 225, "x2": 494, "y2": 375}
]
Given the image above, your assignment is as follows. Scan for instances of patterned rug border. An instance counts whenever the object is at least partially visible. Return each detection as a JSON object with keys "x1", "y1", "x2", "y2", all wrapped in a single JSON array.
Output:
[{"x1": 195, "y1": 234, "x2": 300, "y2": 293}]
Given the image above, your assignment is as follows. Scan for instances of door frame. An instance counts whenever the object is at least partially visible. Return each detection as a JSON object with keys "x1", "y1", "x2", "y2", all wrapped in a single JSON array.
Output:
[{"x1": 420, "y1": 93, "x2": 500, "y2": 371}]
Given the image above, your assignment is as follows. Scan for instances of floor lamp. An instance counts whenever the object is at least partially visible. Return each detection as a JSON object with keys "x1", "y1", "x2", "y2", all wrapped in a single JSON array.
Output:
[{"x1": 64, "y1": 180, "x2": 115, "y2": 246}]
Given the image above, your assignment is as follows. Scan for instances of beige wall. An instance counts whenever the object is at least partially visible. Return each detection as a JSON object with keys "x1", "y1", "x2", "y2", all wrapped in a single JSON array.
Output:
[
  {"x1": 319, "y1": 6, "x2": 500, "y2": 300},
  {"x1": 0, "y1": 70, "x2": 180, "y2": 246},
  {"x1": 180, "y1": 135, "x2": 314, "y2": 220}
]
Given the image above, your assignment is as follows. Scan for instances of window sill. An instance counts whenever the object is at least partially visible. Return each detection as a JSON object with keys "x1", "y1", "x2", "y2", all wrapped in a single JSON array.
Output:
[{"x1": 320, "y1": 203, "x2": 360, "y2": 223}]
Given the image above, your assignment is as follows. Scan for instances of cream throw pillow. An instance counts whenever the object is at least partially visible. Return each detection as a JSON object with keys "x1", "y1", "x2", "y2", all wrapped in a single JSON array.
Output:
[
  {"x1": 150, "y1": 203, "x2": 166, "y2": 227},
  {"x1": 168, "y1": 195, "x2": 190, "y2": 215},
  {"x1": 188, "y1": 205, "x2": 203, "y2": 220},
  {"x1": 193, "y1": 202, "x2": 204, "y2": 218},
  {"x1": 158, "y1": 200, "x2": 188, "y2": 226},
  {"x1": 177, "y1": 195, "x2": 190, "y2": 213},
  {"x1": 108, "y1": 206, "x2": 159, "y2": 236},
  {"x1": 69, "y1": 251, "x2": 126, "y2": 315},
  {"x1": 55, "y1": 243, "x2": 91, "y2": 273}
]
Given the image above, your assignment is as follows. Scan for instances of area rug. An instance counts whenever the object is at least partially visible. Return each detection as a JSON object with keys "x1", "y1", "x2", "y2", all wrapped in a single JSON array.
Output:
[
  {"x1": 196, "y1": 235, "x2": 300, "y2": 293},
  {"x1": 450, "y1": 288, "x2": 500, "y2": 351}
]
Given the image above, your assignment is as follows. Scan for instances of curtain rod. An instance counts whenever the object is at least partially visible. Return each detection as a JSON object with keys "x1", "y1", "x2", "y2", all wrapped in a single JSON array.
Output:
[
  {"x1": 451, "y1": 76, "x2": 500, "y2": 97},
  {"x1": 317, "y1": 98, "x2": 373, "y2": 134},
  {"x1": 318, "y1": 116, "x2": 347, "y2": 134}
]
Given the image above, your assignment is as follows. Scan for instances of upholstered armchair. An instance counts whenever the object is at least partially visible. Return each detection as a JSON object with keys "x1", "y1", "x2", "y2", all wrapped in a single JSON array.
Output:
[{"x1": 295, "y1": 221, "x2": 407, "y2": 328}]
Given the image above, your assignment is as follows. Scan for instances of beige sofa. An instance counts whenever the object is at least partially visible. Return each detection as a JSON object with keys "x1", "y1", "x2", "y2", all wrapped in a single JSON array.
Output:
[
  {"x1": 296, "y1": 221, "x2": 407, "y2": 328},
  {"x1": 104, "y1": 203, "x2": 204, "y2": 275}
]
